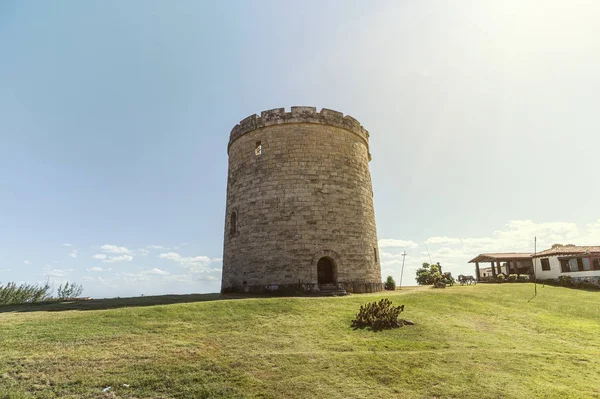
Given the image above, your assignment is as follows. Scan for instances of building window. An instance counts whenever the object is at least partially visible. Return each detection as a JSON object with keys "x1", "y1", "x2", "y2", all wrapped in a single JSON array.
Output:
[
  {"x1": 373, "y1": 247, "x2": 378, "y2": 262},
  {"x1": 230, "y1": 211, "x2": 237, "y2": 235},
  {"x1": 593, "y1": 259, "x2": 600, "y2": 271},
  {"x1": 559, "y1": 258, "x2": 593, "y2": 272},
  {"x1": 541, "y1": 258, "x2": 550, "y2": 271},
  {"x1": 255, "y1": 141, "x2": 262, "y2": 156},
  {"x1": 560, "y1": 259, "x2": 570, "y2": 273},
  {"x1": 582, "y1": 258, "x2": 591, "y2": 271}
]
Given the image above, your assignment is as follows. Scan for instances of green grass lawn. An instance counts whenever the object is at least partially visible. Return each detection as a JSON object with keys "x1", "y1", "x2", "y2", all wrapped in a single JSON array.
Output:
[{"x1": 1, "y1": 284, "x2": 599, "y2": 399}]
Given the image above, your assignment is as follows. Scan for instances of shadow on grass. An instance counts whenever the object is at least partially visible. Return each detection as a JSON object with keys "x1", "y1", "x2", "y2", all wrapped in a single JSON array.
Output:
[{"x1": 0, "y1": 292, "x2": 251, "y2": 313}]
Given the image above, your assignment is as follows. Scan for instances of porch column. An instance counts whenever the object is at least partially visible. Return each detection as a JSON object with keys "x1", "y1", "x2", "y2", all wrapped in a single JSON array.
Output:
[
  {"x1": 496, "y1": 261, "x2": 502, "y2": 275},
  {"x1": 491, "y1": 261, "x2": 497, "y2": 277},
  {"x1": 475, "y1": 262, "x2": 481, "y2": 280}
]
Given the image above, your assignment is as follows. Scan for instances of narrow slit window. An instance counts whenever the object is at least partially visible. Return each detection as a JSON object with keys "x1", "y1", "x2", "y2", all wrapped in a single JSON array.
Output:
[
  {"x1": 230, "y1": 212, "x2": 237, "y2": 235},
  {"x1": 373, "y1": 247, "x2": 378, "y2": 262},
  {"x1": 255, "y1": 141, "x2": 262, "y2": 156}
]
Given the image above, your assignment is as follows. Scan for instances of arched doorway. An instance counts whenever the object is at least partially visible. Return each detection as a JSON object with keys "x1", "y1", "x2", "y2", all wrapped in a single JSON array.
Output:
[{"x1": 317, "y1": 257, "x2": 335, "y2": 284}]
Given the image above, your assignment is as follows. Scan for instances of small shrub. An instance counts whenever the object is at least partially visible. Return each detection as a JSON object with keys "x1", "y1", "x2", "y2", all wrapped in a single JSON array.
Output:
[
  {"x1": 517, "y1": 275, "x2": 530, "y2": 282},
  {"x1": 578, "y1": 278, "x2": 600, "y2": 290},
  {"x1": 541, "y1": 277, "x2": 600, "y2": 291},
  {"x1": 434, "y1": 280, "x2": 446, "y2": 289},
  {"x1": 496, "y1": 274, "x2": 505, "y2": 282},
  {"x1": 351, "y1": 298, "x2": 406, "y2": 331},
  {"x1": 56, "y1": 281, "x2": 84, "y2": 300},
  {"x1": 508, "y1": 274, "x2": 518, "y2": 283},
  {"x1": 384, "y1": 276, "x2": 396, "y2": 291},
  {"x1": 558, "y1": 276, "x2": 573, "y2": 287}
]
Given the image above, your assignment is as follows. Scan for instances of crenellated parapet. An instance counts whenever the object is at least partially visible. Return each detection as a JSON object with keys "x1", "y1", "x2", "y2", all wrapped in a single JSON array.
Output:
[{"x1": 228, "y1": 106, "x2": 370, "y2": 151}]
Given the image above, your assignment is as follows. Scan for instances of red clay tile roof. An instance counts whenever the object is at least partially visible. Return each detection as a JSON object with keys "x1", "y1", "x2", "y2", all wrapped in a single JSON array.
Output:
[
  {"x1": 468, "y1": 253, "x2": 532, "y2": 263},
  {"x1": 532, "y1": 245, "x2": 600, "y2": 258}
]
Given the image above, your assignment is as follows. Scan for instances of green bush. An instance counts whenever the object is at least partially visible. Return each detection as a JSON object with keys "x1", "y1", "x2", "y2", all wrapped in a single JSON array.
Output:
[
  {"x1": 577, "y1": 278, "x2": 600, "y2": 290},
  {"x1": 57, "y1": 281, "x2": 84, "y2": 299},
  {"x1": 517, "y1": 275, "x2": 530, "y2": 282},
  {"x1": 434, "y1": 280, "x2": 447, "y2": 289},
  {"x1": 384, "y1": 276, "x2": 396, "y2": 291},
  {"x1": 496, "y1": 274, "x2": 506, "y2": 282},
  {"x1": 416, "y1": 263, "x2": 435, "y2": 285},
  {"x1": 351, "y1": 298, "x2": 406, "y2": 331},
  {"x1": 508, "y1": 274, "x2": 518, "y2": 283},
  {"x1": 416, "y1": 263, "x2": 455, "y2": 287},
  {"x1": 0, "y1": 281, "x2": 52, "y2": 305},
  {"x1": 558, "y1": 276, "x2": 573, "y2": 287}
]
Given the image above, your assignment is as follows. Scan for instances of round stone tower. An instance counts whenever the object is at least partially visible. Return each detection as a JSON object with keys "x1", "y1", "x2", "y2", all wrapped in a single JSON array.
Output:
[{"x1": 221, "y1": 107, "x2": 382, "y2": 294}]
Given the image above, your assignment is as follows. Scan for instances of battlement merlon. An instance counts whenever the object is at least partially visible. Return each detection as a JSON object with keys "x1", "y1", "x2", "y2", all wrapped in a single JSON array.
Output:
[{"x1": 228, "y1": 107, "x2": 372, "y2": 159}]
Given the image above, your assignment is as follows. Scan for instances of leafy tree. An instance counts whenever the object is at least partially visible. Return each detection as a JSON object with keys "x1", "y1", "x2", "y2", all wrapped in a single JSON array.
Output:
[
  {"x1": 416, "y1": 262, "x2": 440, "y2": 285},
  {"x1": 384, "y1": 276, "x2": 396, "y2": 291},
  {"x1": 57, "y1": 281, "x2": 84, "y2": 299},
  {"x1": 416, "y1": 263, "x2": 454, "y2": 288}
]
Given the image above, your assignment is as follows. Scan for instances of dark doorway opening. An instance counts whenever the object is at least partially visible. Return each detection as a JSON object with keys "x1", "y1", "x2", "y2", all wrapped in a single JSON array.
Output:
[{"x1": 317, "y1": 257, "x2": 335, "y2": 284}]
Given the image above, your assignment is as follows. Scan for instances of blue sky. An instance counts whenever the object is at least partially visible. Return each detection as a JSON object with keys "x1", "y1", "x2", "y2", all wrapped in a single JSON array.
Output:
[{"x1": 1, "y1": 1, "x2": 599, "y2": 297}]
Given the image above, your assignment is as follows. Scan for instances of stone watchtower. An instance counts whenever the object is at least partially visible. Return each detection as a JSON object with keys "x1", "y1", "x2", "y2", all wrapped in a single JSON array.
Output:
[{"x1": 221, "y1": 107, "x2": 383, "y2": 294}]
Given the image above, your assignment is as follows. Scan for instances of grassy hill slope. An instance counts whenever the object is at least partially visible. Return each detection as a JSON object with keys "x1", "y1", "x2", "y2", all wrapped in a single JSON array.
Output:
[{"x1": 1, "y1": 284, "x2": 599, "y2": 399}]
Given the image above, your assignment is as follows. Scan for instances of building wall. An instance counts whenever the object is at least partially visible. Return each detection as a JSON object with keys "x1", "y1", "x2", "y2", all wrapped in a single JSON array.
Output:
[
  {"x1": 533, "y1": 255, "x2": 600, "y2": 279},
  {"x1": 221, "y1": 107, "x2": 382, "y2": 293}
]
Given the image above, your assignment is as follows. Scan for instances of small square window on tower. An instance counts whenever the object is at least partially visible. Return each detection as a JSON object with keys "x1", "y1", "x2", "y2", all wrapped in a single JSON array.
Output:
[{"x1": 255, "y1": 141, "x2": 262, "y2": 156}]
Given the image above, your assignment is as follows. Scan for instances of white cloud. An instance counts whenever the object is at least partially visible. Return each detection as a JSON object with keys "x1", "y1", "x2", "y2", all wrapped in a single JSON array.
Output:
[
  {"x1": 62, "y1": 243, "x2": 73, "y2": 247},
  {"x1": 378, "y1": 239, "x2": 419, "y2": 249},
  {"x1": 137, "y1": 248, "x2": 150, "y2": 256},
  {"x1": 43, "y1": 266, "x2": 74, "y2": 277},
  {"x1": 24, "y1": 260, "x2": 31, "y2": 265},
  {"x1": 103, "y1": 255, "x2": 134, "y2": 263},
  {"x1": 98, "y1": 245, "x2": 135, "y2": 263},
  {"x1": 92, "y1": 254, "x2": 107, "y2": 260},
  {"x1": 81, "y1": 275, "x2": 107, "y2": 284},
  {"x1": 426, "y1": 236, "x2": 462, "y2": 245},
  {"x1": 148, "y1": 268, "x2": 169, "y2": 276},
  {"x1": 88, "y1": 267, "x2": 104, "y2": 272},
  {"x1": 147, "y1": 245, "x2": 168, "y2": 250},
  {"x1": 159, "y1": 252, "x2": 221, "y2": 273},
  {"x1": 69, "y1": 249, "x2": 78, "y2": 258},
  {"x1": 159, "y1": 252, "x2": 183, "y2": 262},
  {"x1": 100, "y1": 245, "x2": 134, "y2": 255},
  {"x1": 380, "y1": 252, "x2": 408, "y2": 259}
]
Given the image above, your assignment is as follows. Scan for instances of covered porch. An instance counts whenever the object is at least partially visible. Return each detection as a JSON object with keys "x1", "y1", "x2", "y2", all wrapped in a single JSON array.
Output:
[{"x1": 468, "y1": 253, "x2": 533, "y2": 281}]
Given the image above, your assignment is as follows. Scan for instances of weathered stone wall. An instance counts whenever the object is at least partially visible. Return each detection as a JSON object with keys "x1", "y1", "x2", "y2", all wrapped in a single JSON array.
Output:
[{"x1": 221, "y1": 107, "x2": 382, "y2": 294}]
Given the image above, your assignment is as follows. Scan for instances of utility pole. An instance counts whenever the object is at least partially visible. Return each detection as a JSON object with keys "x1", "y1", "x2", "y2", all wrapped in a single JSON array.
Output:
[
  {"x1": 399, "y1": 251, "x2": 407, "y2": 289},
  {"x1": 528, "y1": 236, "x2": 538, "y2": 303}
]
